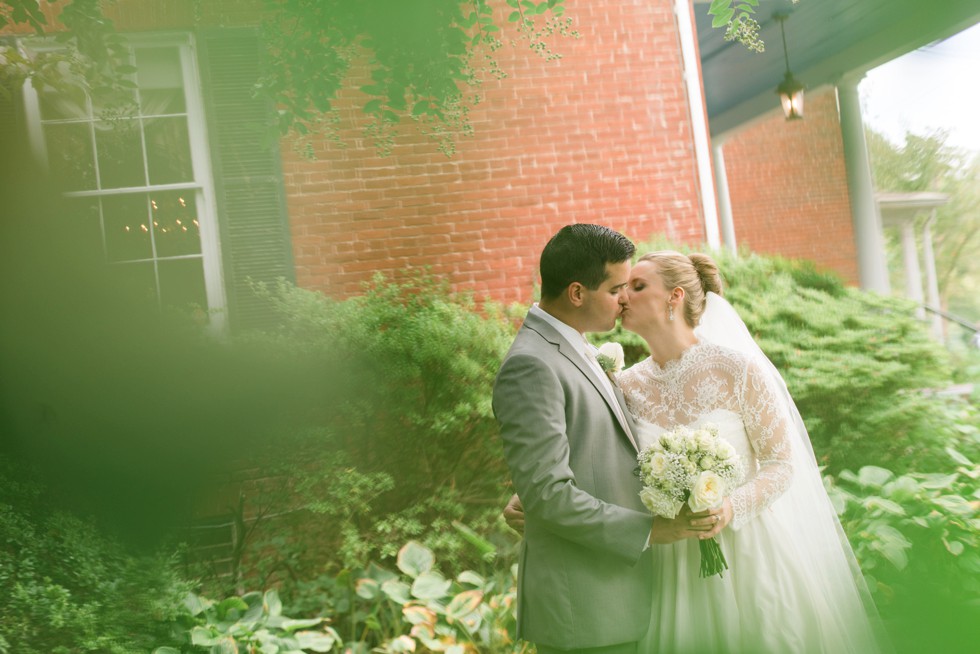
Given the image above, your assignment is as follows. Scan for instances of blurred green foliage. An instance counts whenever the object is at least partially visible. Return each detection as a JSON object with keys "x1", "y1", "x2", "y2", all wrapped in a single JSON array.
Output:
[{"x1": 0, "y1": 462, "x2": 192, "y2": 654}]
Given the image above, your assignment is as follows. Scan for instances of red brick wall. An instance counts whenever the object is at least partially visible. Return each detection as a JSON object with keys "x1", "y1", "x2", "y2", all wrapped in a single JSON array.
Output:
[
  {"x1": 281, "y1": 0, "x2": 709, "y2": 306},
  {"x1": 721, "y1": 88, "x2": 859, "y2": 284}
]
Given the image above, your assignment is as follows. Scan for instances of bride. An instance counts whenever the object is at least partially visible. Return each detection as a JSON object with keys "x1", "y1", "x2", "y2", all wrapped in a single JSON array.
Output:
[{"x1": 618, "y1": 251, "x2": 885, "y2": 653}]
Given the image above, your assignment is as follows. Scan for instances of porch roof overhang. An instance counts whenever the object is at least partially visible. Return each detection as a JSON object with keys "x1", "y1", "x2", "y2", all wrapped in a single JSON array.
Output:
[
  {"x1": 877, "y1": 191, "x2": 950, "y2": 226},
  {"x1": 694, "y1": 0, "x2": 980, "y2": 139}
]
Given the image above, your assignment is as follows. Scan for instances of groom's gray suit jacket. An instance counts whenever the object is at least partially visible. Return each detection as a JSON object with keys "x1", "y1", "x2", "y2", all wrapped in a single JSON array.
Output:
[{"x1": 493, "y1": 310, "x2": 653, "y2": 650}]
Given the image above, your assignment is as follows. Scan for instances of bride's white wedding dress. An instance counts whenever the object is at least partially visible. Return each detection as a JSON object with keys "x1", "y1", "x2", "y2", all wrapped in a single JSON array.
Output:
[{"x1": 619, "y1": 340, "x2": 883, "y2": 654}]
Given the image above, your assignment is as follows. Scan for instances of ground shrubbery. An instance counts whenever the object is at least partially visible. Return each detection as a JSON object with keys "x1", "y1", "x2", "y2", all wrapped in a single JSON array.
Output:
[{"x1": 2, "y1": 252, "x2": 977, "y2": 653}]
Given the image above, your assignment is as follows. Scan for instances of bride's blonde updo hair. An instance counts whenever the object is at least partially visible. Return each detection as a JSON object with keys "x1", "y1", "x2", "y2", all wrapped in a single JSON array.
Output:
[{"x1": 637, "y1": 251, "x2": 723, "y2": 327}]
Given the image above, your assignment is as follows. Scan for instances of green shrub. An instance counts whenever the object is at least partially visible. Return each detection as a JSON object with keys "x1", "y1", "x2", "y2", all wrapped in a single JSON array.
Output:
[
  {"x1": 826, "y1": 401, "x2": 980, "y2": 652},
  {"x1": 210, "y1": 275, "x2": 519, "y2": 596},
  {"x1": 0, "y1": 461, "x2": 191, "y2": 654}
]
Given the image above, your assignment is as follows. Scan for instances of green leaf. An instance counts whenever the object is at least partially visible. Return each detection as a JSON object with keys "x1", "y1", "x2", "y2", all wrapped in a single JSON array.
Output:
[
  {"x1": 857, "y1": 466, "x2": 894, "y2": 489},
  {"x1": 152, "y1": 649, "x2": 182, "y2": 654},
  {"x1": 457, "y1": 570, "x2": 486, "y2": 587},
  {"x1": 711, "y1": 8, "x2": 734, "y2": 28},
  {"x1": 280, "y1": 617, "x2": 323, "y2": 632},
  {"x1": 296, "y1": 629, "x2": 340, "y2": 652},
  {"x1": 356, "y1": 578, "x2": 381, "y2": 600},
  {"x1": 381, "y1": 579, "x2": 412, "y2": 604},
  {"x1": 863, "y1": 497, "x2": 906, "y2": 516},
  {"x1": 508, "y1": 11, "x2": 520, "y2": 22},
  {"x1": 362, "y1": 99, "x2": 383, "y2": 115},
  {"x1": 916, "y1": 472, "x2": 959, "y2": 490},
  {"x1": 709, "y1": 0, "x2": 731, "y2": 13},
  {"x1": 183, "y1": 592, "x2": 210, "y2": 617},
  {"x1": 483, "y1": 24, "x2": 500, "y2": 32},
  {"x1": 191, "y1": 627, "x2": 221, "y2": 646},
  {"x1": 870, "y1": 524, "x2": 911, "y2": 570},
  {"x1": 947, "y1": 447, "x2": 974, "y2": 466},
  {"x1": 945, "y1": 539, "x2": 965, "y2": 556},
  {"x1": 411, "y1": 571, "x2": 452, "y2": 600},
  {"x1": 446, "y1": 589, "x2": 483, "y2": 623},
  {"x1": 535, "y1": 2, "x2": 550, "y2": 14},
  {"x1": 397, "y1": 541, "x2": 434, "y2": 578},
  {"x1": 382, "y1": 110, "x2": 400, "y2": 124},
  {"x1": 933, "y1": 494, "x2": 975, "y2": 516}
]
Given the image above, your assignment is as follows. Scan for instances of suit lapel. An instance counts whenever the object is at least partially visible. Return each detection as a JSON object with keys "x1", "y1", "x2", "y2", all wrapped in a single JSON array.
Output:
[{"x1": 522, "y1": 312, "x2": 639, "y2": 452}]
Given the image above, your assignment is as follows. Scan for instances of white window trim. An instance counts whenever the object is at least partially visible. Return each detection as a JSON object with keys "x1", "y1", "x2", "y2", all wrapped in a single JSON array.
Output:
[{"x1": 21, "y1": 31, "x2": 227, "y2": 332}]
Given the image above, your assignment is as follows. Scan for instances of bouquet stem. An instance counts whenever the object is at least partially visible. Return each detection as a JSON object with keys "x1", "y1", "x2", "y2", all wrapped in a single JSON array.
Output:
[{"x1": 699, "y1": 536, "x2": 728, "y2": 578}]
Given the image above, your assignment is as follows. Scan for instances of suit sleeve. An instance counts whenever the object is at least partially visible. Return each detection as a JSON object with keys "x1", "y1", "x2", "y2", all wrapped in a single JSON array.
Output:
[{"x1": 493, "y1": 351, "x2": 651, "y2": 564}]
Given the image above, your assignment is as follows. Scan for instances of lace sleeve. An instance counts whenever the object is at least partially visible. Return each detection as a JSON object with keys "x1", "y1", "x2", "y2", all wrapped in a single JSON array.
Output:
[{"x1": 729, "y1": 358, "x2": 794, "y2": 530}]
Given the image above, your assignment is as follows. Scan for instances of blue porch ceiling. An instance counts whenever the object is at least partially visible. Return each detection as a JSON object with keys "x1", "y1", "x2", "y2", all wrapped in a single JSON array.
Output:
[{"x1": 693, "y1": 0, "x2": 980, "y2": 137}]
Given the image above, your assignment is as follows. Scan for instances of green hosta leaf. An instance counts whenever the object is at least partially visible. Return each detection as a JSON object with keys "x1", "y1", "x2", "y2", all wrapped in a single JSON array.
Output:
[
  {"x1": 411, "y1": 571, "x2": 452, "y2": 600},
  {"x1": 945, "y1": 539, "x2": 965, "y2": 556},
  {"x1": 916, "y1": 473, "x2": 959, "y2": 490},
  {"x1": 264, "y1": 590, "x2": 282, "y2": 617},
  {"x1": 387, "y1": 635, "x2": 416, "y2": 653},
  {"x1": 397, "y1": 541, "x2": 434, "y2": 578},
  {"x1": 209, "y1": 639, "x2": 238, "y2": 654},
  {"x1": 356, "y1": 578, "x2": 381, "y2": 600},
  {"x1": 190, "y1": 626, "x2": 221, "y2": 646},
  {"x1": 869, "y1": 524, "x2": 911, "y2": 570},
  {"x1": 403, "y1": 604, "x2": 437, "y2": 626},
  {"x1": 184, "y1": 592, "x2": 210, "y2": 617},
  {"x1": 947, "y1": 447, "x2": 974, "y2": 467},
  {"x1": 217, "y1": 596, "x2": 249, "y2": 620},
  {"x1": 863, "y1": 496, "x2": 906, "y2": 516},
  {"x1": 296, "y1": 628, "x2": 341, "y2": 652},
  {"x1": 382, "y1": 579, "x2": 412, "y2": 604},
  {"x1": 457, "y1": 570, "x2": 485, "y2": 587},
  {"x1": 279, "y1": 617, "x2": 323, "y2": 632},
  {"x1": 857, "y1": 466, "x2": 894, "y2": 489},
  {"x1": 153, "y1": 649, "x2": 182, "y2": 654},
  {"x1": 446, "y1": 589, "x2": 483, "y2": 624},
  {"x1": 933, "y1": 494, "x2": 975, "y2": 516}
]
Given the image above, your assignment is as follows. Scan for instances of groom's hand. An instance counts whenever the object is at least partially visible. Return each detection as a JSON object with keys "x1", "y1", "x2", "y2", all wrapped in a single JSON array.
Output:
[
  {"x1": 503, "y1": 494, "x2": 525, "y2": 534},
  {"x1": 649, "y1": 505, "x2": 716, "y2": 544}
]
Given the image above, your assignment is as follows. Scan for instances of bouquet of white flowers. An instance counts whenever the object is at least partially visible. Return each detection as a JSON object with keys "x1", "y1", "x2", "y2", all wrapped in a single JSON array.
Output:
[{"x1": 637, "y1": 423, "x2": 744, "y2": 578}]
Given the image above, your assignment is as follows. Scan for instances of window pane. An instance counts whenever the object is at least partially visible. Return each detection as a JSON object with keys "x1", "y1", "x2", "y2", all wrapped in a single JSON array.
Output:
[
  {"x1": 158, "y1": 257, "x2": 207, "y2": 311},
  {"x1": 151, "y1": 191, "x2": 201, "y2": 258},
  {"x1": 95, "y1": 119, "x2": 147, "y2": 189},
  {"x1": 144, "y1": 117, "x2": 193, "y2": 184},
  {"x1": 103, "y1": 194, "x2": 153, "y2": 262},
  {"x1": 136, "y1": 47, "x2": 186, "y2": 114},
  {"x1": 44, "y1": 122, "x2": 95, "y2": 191},
  {"x1": 38, "y1": 85, "x2": 89, "y2": 121},
  {"x1": 64, "y1": 197, "x2": 105, "y2": 261}
]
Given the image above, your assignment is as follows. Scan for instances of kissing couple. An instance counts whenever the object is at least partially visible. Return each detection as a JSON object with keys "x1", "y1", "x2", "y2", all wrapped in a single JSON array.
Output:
[{"x1": 492, "y1": 224, "x2": 886, "y2": 654}]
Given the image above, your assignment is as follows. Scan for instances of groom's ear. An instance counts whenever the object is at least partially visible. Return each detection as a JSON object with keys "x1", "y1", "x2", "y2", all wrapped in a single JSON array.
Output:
[{"x1": 567, "y1": 282, "x2": 586, "y2": 307}]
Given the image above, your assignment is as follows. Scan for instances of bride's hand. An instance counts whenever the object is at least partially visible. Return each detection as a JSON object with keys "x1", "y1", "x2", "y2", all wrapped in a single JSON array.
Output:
[
  {"x1": 693, "y1": 497, "x2": 733, "y2": 540},
  {"x1": 650, "y1": 505, "x2": 712, "y2": 544}
]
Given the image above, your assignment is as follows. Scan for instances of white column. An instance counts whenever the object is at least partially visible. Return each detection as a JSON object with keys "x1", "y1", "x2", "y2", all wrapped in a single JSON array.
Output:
[
  {"x1": 837, "y1": 76, "x2": 890, "y2": 293},
  {"x1": 899, "y1": 219, "x2": 925, "y2": 319},
  {"x1": 713, "y1": 143, "x2": 737, "y2": 254},
  {"x1": 922, "y1": 213, "x2": 944, "y2": 340},
  {"x1": 675, "y1": 0, "x2": 720, "y2": 249}
]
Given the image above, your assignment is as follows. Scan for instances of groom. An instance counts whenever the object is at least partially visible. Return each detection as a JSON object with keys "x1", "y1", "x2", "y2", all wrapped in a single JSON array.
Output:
[{"x1": 493, "y1": 225, "x2": 693, "y2": 654}]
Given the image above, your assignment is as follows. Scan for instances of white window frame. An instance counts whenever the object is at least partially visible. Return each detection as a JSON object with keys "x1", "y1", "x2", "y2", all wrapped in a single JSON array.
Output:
[{"x1": 21, "y1": 32, "x2": 227, "y2": 331}]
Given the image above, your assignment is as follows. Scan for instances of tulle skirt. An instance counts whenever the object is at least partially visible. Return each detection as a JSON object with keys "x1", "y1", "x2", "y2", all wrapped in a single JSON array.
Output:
[{"x1": 640, "y1": 507, "x2": 882, "y2": 654}]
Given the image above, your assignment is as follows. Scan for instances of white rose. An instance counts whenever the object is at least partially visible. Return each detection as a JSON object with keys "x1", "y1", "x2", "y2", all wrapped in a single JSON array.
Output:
[
  {"x1": 714, "y1": 439, "x2": 737, "y2": 460},
  {"x1": 700, "y1": 455, "x2": 717, "y2": 470},
  {"x1": 640, "y1": 487, "x2": 683, "y2": 518},
  {"x1": 696, "y1": 432, "x2": 715, "y2": 452},
  {"x1": 647, "y1": 451, "x2": 668, "y2": 476},
  {"x1": 688, "y1": 471, "x2": 724, "y2": 513},
  {"x1": 596, "y1": 342, "x2": 625, "y2": 373}
]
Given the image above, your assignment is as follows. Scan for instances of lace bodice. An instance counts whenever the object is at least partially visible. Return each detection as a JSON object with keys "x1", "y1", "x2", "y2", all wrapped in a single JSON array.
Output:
[{"x1": 618, "y1": 342, "x2": 793, "y2": 529}]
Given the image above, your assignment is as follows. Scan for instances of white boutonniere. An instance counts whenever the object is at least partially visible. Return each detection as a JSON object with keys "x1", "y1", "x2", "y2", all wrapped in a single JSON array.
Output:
[{"x1": 595, "y1": 342, "x2": 625, "y2": 374}]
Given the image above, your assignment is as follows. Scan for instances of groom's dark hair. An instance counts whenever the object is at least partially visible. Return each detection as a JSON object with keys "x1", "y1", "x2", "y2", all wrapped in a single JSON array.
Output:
[{"x1": 539, "y1": 224, "x2": 635, "y2": 300}]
